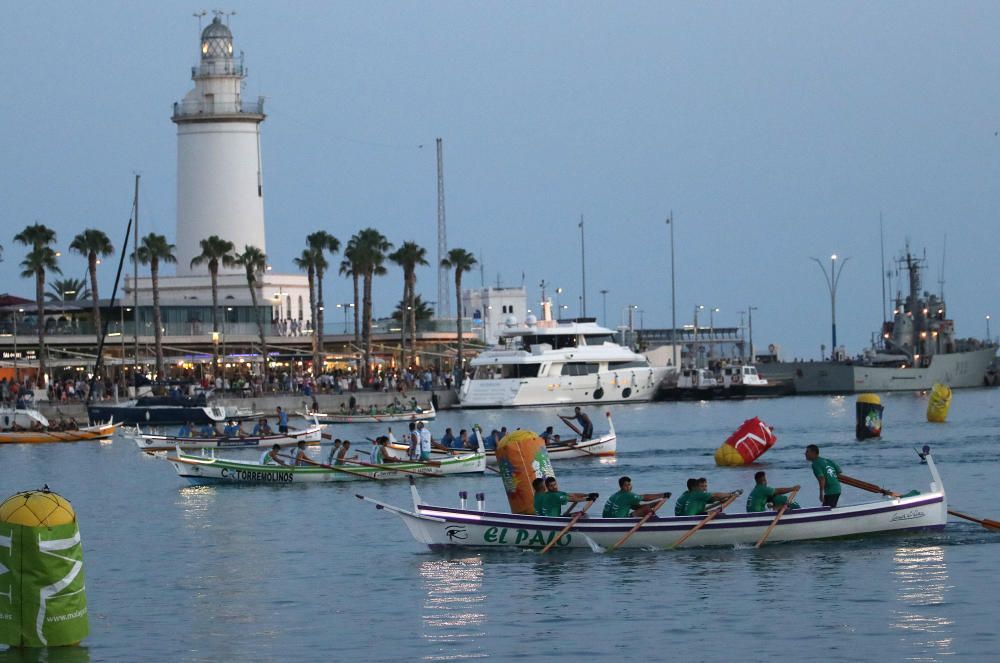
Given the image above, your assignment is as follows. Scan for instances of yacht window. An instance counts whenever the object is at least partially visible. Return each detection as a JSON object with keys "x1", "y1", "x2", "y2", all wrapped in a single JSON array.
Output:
[
  {"x1": 561, "y1": 362, "x2": 600, "y2": 376},
  {"x1": 609, "y1": 361, "x2": 647, "y2": 370},
  {"x1": 583, "y1": 334, "x2": 614, "y2": 346},
  {"x1": 501, "y1": 364, "x2": 540, "y2": 378}
]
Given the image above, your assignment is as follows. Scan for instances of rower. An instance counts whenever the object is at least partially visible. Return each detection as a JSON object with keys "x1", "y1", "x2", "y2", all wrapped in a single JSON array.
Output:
[
  {"x1": 440, "y1": 427, "x2": 456, "y2": 449},
  {"x1": 746, "y1": 471, "x2": 800, "y2": 512},
  {"x1": 532, "y1": 477, "x2": 548, "y2": 515},
  {"x1": 458, "y1": 429, "x2": 476, "y2": 451},
  {"x1": 536, "y1": 477, "x2": 596, "y2": 517},
  {"x1": 252, "y1": 418, "x2": 272, "y2": 436},
  {"x1": 561, "y1": 407, "x2": 594, "y2": 440},
  {"x1": 326, "y1": 439, "x2": 342, "y2": 465},
  {"x1": 200, "y1": 423, "x2": 219, "y2": 437},
  {"x1": 682, "y1": 478, "x2": 736, "y2": 516},
  {"x1": 222, "y1": 420, "x2": 240, "y2": 437},
  {"x1": 334, "y1": 440, "x2": 354, "y2": 465},
  {"x1": 674, "y1": 478, "x2": 699, "y2": 516},
  {"x1": 176, "y1": 421, "x2": 195, "y2": 438},
  {"x1": 292, "y1": 440, "x2": 311, "y2": 466},
  {"x1": 276, "y1": 406, "x2": 289, "y2": 434},
  {"x1": 540, "y1": 426, "x2": 555, "y2": 443},
  {"x1": 805, "y1": 444, "x2": 843, "y2": 507},
  {"x1": 603, "y1": 476, "x2": 669, "y2": 518},
  {"x1": 260, "y1": 443, "x2": 286, "y2": 465}
]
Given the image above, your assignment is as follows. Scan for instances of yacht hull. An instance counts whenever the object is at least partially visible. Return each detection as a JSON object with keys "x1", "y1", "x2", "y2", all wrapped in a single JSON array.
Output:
[{"x1": 459, "y1": 367, "x2": 670, "y2": 408}]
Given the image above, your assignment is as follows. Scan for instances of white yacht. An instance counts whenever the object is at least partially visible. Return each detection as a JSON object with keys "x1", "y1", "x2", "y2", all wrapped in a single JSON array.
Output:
[{"x1": 459, "y1": 313, "x2": 671, "y2": 408}]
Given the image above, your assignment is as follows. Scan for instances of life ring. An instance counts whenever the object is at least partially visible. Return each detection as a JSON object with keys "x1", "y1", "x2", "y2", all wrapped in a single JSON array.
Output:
[
  {"x1": 732, "y1": 374, "x2": 741, "y2": 384},
  {"x1": 593, "y1": 387, "x2": 605, "y2": 400},
  {"x1": 622, "y1": 387, "x2": 632, "y2": 398}
]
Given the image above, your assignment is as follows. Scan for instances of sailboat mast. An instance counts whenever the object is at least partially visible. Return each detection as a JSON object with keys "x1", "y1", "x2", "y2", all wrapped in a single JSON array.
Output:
[
  {"x1": 879, "y1": 213, "x2": 886, "y2": 327},
  {"x1": 132, "y1": 174, "x2": 140, "y2": 390}
]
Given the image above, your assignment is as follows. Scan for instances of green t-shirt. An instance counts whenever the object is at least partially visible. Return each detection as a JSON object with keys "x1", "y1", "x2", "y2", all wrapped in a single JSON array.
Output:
[
  {"x1": 538, "y1": 491, "x2": 568, "y2": 517},
  {"x1": 603, "y1": 490, "x2": 641, "y2": 518},
  {"x1": 812, "y1": 457, "x2": 842, "y2": 495},
  {"x1": 746, "y1": 484, "x2": 776, "y2": 512},
  {"x1": 674, "y1": 490, "x2": 691, "y2": 516},
  {"x1": 683, "y1": 490, "x2": 717, "y2": 516},
  {"x1": 534, "y1": 492, "x2": 546, "y2": 515}
]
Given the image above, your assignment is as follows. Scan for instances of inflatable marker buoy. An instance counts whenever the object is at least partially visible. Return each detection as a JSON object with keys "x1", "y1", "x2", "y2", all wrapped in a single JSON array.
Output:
[
  {"x1": 714, "y1": 417, "x2": 777, "y2": 466},
  {"x1": 495, "y1": 431, "x2": 555, "y2": 514},
  {"x1": 0, "y1": 488, "x2": 89, "y2": 647},
  {"x1": 856, "y1": 393, "x2": 883, "y2": 440},
  {"x1": 927, "y1": 383, "x2": 952, "y2": 423}
]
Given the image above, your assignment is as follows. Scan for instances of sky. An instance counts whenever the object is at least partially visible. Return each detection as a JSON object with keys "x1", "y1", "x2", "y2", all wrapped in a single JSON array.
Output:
[{"x1": 2, "y1": 2, "x2": 999, "y2": 358}]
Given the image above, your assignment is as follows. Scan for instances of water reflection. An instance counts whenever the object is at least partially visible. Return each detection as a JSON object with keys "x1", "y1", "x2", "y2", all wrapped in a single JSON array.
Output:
[
  {"x1": 891, "y1": 545, "x2": 953, "y2": 659},
  {"x1": 419, "y1": 557, "x2": 488, "y2": 661},
  {"x1": 0, "y1": 646, "x2": 90, "y2": 663}
]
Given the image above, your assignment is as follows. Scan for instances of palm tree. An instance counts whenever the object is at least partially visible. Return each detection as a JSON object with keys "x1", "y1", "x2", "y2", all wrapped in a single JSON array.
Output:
[
  {"x1": 134, "y1": 233, "x2": 176, "y2": 380},
  {"x1": 235, "y1": 245, "x2": 269, "y2": 383},
  {"x1": 190, "y1": 235, "x2": 236, "y2": 376},
  {"x1": 294, "y1": 247, "x2": 321, "y2": 375},
  {"x1": 351, "y1": 229, "x2": 393, "y2": 384},
  {"x1": 69, "y1": 229, "x2": 114, "y2": 338},
  {"x1": 45, "y1": 278, "x2": 90, "y2": 302},
  {"x1": 307, "y1": 231, "x2": 340, "y2": 365},
  {"x1": 389, "y1": 241, "x2": 428, "y2": 370},
  {"x1": 340, "y1": 241, "x2": 361, "y2": 344},
  {"x1": 15, "y1": 223, "x2": 60, "y2": 389},
  {"x1": 391, "y1": 295, "x2": 433, "y2": 324},
  {"x1": 441, "y1": 248, "x2": 477, "y2": 387}
]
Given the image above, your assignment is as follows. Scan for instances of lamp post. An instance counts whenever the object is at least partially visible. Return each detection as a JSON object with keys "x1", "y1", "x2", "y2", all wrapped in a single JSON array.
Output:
[
  {"x1": 599, "y1": 289, "x2": 609, "y2": 328},
  {"x1": 555, "y1": 288, "x2": 563, "y2": 320},
  {"x1": 337, "y1": 303, "x2": 354, "y2": 334},
  {"x1": 708, "y1": 307, "x2": 720, "y2": 358},
  {"x1": 748, "y1": 305, "x2": 758, "y2": 363},
  {"x1": 811, "y1": 254, "x2": 849, "y2": 356},
  {"x1": 13, "y1": 308, "x2": 23, "y2": 383},
  {"x1": 692, "y1": 304, "x2": 704, "y2": 367},
  {"x1": 987, "y1": 315, "x2": 992, "y2": 344}
]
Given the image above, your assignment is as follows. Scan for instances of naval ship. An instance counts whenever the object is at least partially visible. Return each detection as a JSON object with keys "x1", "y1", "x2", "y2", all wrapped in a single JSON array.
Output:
[{"x1": 757, "y1": 249, "x2": 996, "y2": 394}]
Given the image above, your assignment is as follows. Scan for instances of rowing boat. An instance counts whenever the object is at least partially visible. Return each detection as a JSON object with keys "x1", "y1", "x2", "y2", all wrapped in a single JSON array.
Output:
[
  {"x1": 125, "y1": 424, "x2": 324, "y2": 452},
  {"x1": 294, "y1": 402, "x2": 435, "y2": 424},
  {"x1": 0, "y1": 421, "x2": 122, "y2": 444},
  {"x1": 384, "y1": 412, "x2": 617, "y2": 464},
  {"x1": 358, "y1": 450, "x2": 948, "y2": 550},
  {"x1": 165, "y1": 446, "x2": 486, "y2": 484}
]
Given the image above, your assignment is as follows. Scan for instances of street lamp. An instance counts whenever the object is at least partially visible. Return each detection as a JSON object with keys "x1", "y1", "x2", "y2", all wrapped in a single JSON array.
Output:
[
  {"x1": 555, "y1": 288, "x2": 563, "y2": 319},
  {"x1": 337, "y1": 303, "x2": 354, "y2": 334},
  {"x1": 708, "y1": 307, "x2": 720, "y2": 358},
  {"x1": 987, "y1": 315, "x2": 992, "y2": 344},
  {"x1": 811, "y1": 254, "x2": 849, "y2": 357}
]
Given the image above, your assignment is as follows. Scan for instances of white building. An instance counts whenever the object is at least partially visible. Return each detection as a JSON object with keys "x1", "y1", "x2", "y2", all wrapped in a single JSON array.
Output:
[
  {"x1": 128, "y1": 15, "x2": 310, "y2": 330},
  {"x1": 461, "y1": 286, "x2": 528, "y2": 345}
]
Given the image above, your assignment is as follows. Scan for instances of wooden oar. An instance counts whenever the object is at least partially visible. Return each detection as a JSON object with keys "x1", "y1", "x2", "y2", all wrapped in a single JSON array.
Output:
[
  {"x1": 608, "y1": 497, "x2": 669, "y2": 551},
  {"x1": 540, "y1": 499, "x2": 596, "y2": 554},
  {"x1": 340, "y1": 457, "x2": 440, "y2": 478},
  {"x1": 672, "y1": 491, "x2": 742, "y2": 549},
  {"x1": 559, "y1": 415, "x2": 583, "y2": 436},
  {"x1": 755, "y1": 487, "x2": 800, "y2": 548},
  {"x1": 298, "y1": 456, "x2": 380, "y2": 481},
  {"x1": 947, "y1": 509, "x2": 1000, "y2": 531},
  {"x1": 838, "y1": 474, "x2": 899, "y2": 497}
]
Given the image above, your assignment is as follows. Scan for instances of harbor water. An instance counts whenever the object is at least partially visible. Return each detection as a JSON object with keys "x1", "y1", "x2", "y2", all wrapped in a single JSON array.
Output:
[{"x1": 2, "y1": 390, "x2": 1000, "y2": 661}]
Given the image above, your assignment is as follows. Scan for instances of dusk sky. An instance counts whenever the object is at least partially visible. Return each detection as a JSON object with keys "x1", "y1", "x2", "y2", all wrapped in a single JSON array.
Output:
[{"x1": 3, "y1": 2, "x2": 998, "y2": 358}]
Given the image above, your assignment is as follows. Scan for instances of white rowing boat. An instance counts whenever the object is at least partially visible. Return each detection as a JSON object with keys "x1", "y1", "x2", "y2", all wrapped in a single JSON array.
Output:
[
  {"x1": 357, "y1": 450, "x2": 948, "y2": 550},
  {"x1": 294, "y1": 402, "x2": 435, "y2": 425},
  {"x1": 165, "y1": 447, "x2": 486, "y2": 484},
  {"x1": 383, "y1": 412, "x2": 617, "y2": 464},
  {"x1": 126, "y1": 424, "x2": 324, "y2": 452}
]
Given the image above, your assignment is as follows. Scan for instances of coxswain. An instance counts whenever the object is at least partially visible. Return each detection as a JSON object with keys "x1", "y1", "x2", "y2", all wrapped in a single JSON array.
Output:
[
  {"x1": 805, "y1": 444, "x2": 842, "y2": 508},
  {"x1": 746, "y1": 471, "x2": 800, "y2": 512},
  {"x1": 536, "y1": 477, "x2": 596, "y2": 517},
  {"x1": 602, "y1": 476, "x2": 669, "y2": 518},
  {"x1": 276, "y1": 406, "x2": 289, "y2": 434},
  {"x1": 260, "y1": 443, "x2": 286, "y2": 465},
  {"x1": 682, "y1": 478, "x2": 736, "y2": 516}
]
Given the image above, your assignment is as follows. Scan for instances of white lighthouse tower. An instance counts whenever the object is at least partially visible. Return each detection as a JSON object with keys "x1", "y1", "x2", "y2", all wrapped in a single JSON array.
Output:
[{"x1": 172, "y1": 15, "x2": 266, "y2": 274}]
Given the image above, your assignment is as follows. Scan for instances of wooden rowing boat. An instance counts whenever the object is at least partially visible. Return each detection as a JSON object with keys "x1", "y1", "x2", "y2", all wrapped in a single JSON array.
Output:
[
  {"x1": 294, "y1": 402, "x2": 435, "y2": 424},
  {"x1": 0, "y1": 421, "x2": 122, "y2": 444},
  {"x1": 165, "y1": 446, "x2": 485, "y2": 484},
  {"x1": 384, "y1": 412, "x2": 616, "y2": 464},
  {"x1": 357, "y1": 450, "x2": 948, "y2": 550},
  {"x1": 125, "y1": 424, "x2": 325, "y2": 452}
]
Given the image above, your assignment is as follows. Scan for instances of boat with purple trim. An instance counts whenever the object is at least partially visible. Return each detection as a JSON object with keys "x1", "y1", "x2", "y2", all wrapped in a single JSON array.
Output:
[{"x1": 357, "y1": 451, "x2": 947, "y2": 550}]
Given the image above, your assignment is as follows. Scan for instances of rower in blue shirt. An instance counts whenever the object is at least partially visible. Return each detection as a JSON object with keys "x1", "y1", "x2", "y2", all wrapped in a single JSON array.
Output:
[
  {"x1": 176, "y1": 421, "x2": 194, "y2": 438},
  {"x1": 440, "y1": 427, "x2": 456, "y2": 449},
  {"x1": 222, "y1": 421, "x2": 239, "y2": 437},
  {"x1": 199, "y1": 423, "x2": 218, "y2": 437},
  {"x1": 251, "y1": 418, "x2": 272, "y2": 436},
  {"x1": 276, "y1": 406, "x2": 289, "y2": 433}
]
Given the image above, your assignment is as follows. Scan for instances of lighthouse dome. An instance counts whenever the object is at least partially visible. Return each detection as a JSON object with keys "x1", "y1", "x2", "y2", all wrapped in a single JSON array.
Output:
[{"x1": 201, "y1": 16, "x2": 234, "y2": 59}]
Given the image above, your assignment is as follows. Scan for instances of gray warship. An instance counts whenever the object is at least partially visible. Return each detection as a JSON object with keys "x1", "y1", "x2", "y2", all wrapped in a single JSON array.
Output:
[{"x1": 757, "y1": 248, "x2": 996, "y2": 394}]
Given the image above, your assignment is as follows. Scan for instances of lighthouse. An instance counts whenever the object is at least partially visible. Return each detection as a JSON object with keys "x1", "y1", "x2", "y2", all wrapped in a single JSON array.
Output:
[{"x1": 172, "y1": 15, "x2": 266, "y2": 274}]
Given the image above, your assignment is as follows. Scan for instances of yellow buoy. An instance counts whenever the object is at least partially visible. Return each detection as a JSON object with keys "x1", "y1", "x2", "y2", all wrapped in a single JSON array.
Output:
[
  {"x1": 0, "y1": 489, "x2": 76, "y2": 527},
  {"x1": 927, "y1": 383, "x2": 952, "y2": 423}
]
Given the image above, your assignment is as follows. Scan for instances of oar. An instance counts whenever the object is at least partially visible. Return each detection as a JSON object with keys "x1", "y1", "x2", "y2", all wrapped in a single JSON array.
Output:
[
  {"x1": 608, "y1": 496, "x2": 669, "y2": 551},
  {"x1": 839, "y1": 474, "x2": 900, "y2": 497},
  {"x1": 339, "y1": 457, "x2": 440, "y2": 478},
  {"x1": 559, "y1": 415, "x2": 583, "y2": 436},
  {"x1": 540, "y1": 499, "x2": 596, "y2": 554},
  {"x1": 947, "y1": 509, "x2": 1000, "y2": 531},
  {"x1": 755, "y1": 487, "x2": 800, "y2": 548},
  {"x1": 298, "y1": 456, "x2": 380, "y2": 481},
  {"x1": 672, "y1": 491, "x2": 742, "y2": 549}
]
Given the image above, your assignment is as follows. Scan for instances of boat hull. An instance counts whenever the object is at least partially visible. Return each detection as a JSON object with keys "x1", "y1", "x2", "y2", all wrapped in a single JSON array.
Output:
[
  {"x1": 166, "y1": 450, "x2": 486, "y2": 484},
  {"x1": 385, "y1": 432, "x2": 616, "y2": 464},
  {"x1": 128, "y1": 425, "x2": 324, "y2": 452},
  {"x1": 459, "y1": 367, "x2": 670, "y2": 408},
  {"x1": 757, "y1": 347, "x2": 997, "y2": 394},
  {"x1": 0, "y1": 422, "x2": 121, "y2": 444},
  {"x1": 295, "y1": 404, "x2": 435, "y2": 424}
]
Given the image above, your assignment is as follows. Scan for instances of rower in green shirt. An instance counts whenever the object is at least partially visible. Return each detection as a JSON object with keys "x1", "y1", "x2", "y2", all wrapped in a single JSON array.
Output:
[
  {"x1": 805, "y1": 444, "x2": 842, "y2": 507},
  {"x1": 536, "y1": 477, "x2": 595, "y2": 516},
  {"x1": 683, "y1": 478, "x2": 737, "y2": 516},
  {"x1": 532, "y1": 478, "x2": 548, "y2": 515},
  {"x1": 746, "y1": 471, "x2": 800, "y2": 512},
  {"x1": 674, "y1": 478, "x2": 698, "y2": 516},
  {"x1": 602, "y1": 476, "x2": 670, "y2": 518}
]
